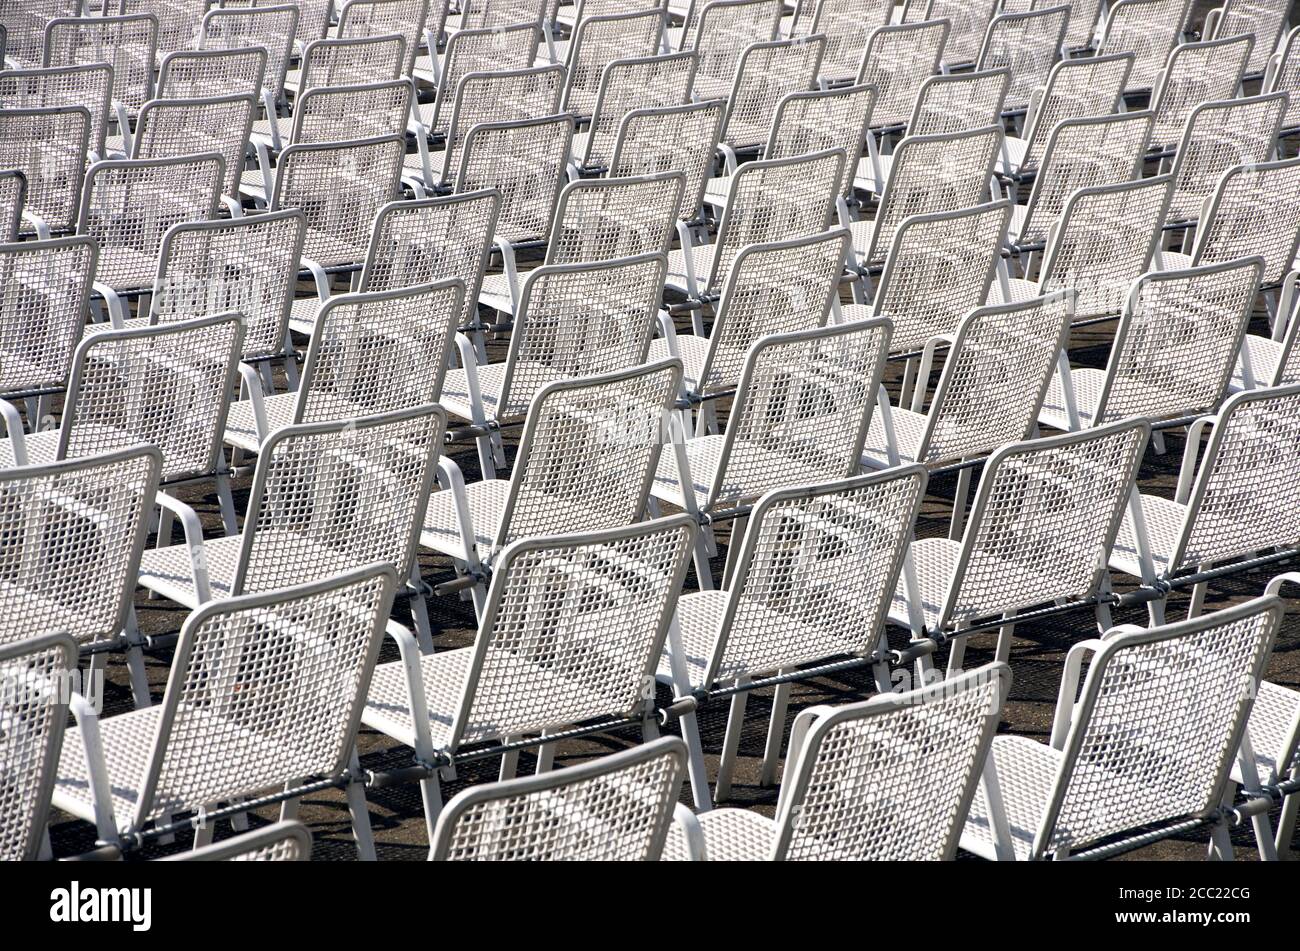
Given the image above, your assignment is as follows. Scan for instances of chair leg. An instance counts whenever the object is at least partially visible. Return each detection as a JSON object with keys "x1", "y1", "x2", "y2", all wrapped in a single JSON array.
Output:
[
  {"x1": 280, "y1": 779, "x2": 301, "y2": 821},
  {"x1": 1275, "y1": 767, "x2": 1299, "y2": 859},
  {"x1": 534, "y1": 728, "x2": 556, "y2": 774},
  {"x1": 1207, "y1": 788, "x2": 1236, "y2": 860},
  {"x1": 949, "y1": 465, "x2": 973, "y2": 540},
  {"x1": 760, "y1": 675, "x2": 792, "y2": 787},
  {"x1": 499, "y1": 735, "x2": 521, "y2": 781},
  {"x1": 475, "y1": 433, "x2": 497, "y2": 479},
  {"x1": 1186, "y1": 579, "x2": 1208, "y2": 620},
  {"x1": 1147, "y1": 595, "x2": 1168, "y2": 626},
  {"x1": 408, "y1": 576, "x2": 435, "y2": 654},
  {"x1": 420, "y1": 773, "x2": 444, "y2": 856},
  {"x1": 124, "y1": 605, "x2": 152, "y2": 708},
  {"x1": 346, "y1": 747, "x2": 377, "y2": 861},
  {"x1": 678, "y1": 706, "x2": 713, "y2": 811},
  {"x1": 193, "y1": 811, "x2": 216, "y2": 849},
  {"x1": 216, "y1": 473, "x2": 238, "y2": 536},
  {"x1": 713, "y1": 682, "x2": 749, "y2": 802}
]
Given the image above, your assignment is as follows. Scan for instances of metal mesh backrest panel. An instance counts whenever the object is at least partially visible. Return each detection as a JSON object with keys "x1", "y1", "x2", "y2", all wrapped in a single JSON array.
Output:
[
  {"x1": 0, "y1": 175, "x2": 21, "y2": 242},
  {"x1": 455, "y1": 0, "x2": 547, "y2": 30},
  {"x1": 337, "y1": 0, "x2": 429, "y2": 74},
  {"x1": 1098, "y1": 0, "x2": 1190, "y2": 89},
  {"x1": 1215, "y1": 0, "x2": 1288, "y2": 74},
  {"x1": 293, "y1": 0, "x2": 334, "y2": 46},
  {"x1": 701, "y1": 234, "x2": 845, "y2": 394},
  {"x1": 65, "y1": 319, "x2": 239, "y2": 481},
  {"x1": 712, "y1": 150, "x2": 842, "y2": 291},
  {"x1": 461, "y1": 522, "x2": 690, "y2": 742},
  {"x1": 1181, "y1": 390, "x2": 1300, "y2": 570},
  {"x1": 1197, "y1": 163, "x2": 1300, "y2": 286},
  {"x1": 812, "y1": 0, "x2": 892, "y2": 80},
  {"x1": 856, "y1": 22, "x2": 945, "y2": 129},
  {"x1": 951, "y1": 424, "x2": 1146, "y2": 621},
  {"x1": 3, "y1": 0, "x2": 79, "y2": 66},
  {"x1": 0, "y1": 239, "x2": 94, "y2": 392},
  {"x1": 1273, "y1": 31, "x2": 1300, "y2": 129},
  {"x1": 1059, "y1": 0, "x2": 1106, "y2": 50},
  {"x1": 442, "y1": 68, "x2": 564, "y2": 184},
  {"x1": 0, "y1": 639, "x2": 69, "y2": 860},
  {"x1": 1017, "y1": 114, "x2": 1151, "y2": 246},
  {"x1": 1151, "y1": 39, "x2": 1252, "y2": 146},
  {"x1": 158, "y1": 48, "x2": 267, "y2": 101},
  {"x1": 300, "y1": 35, "x2": 406, "y2": 90},
  {"x1": 504, "y1": 366, "x2": 676, "y2": 543},
  {"x1": 1020, "y1": 55, "x2": 1131, "y2": 171},
  {"x1": 1039, "y1": 179, "x2": 1168, "y2": 316},
  {"x1": 364, "y1": 196, "x2": 495, "y2": 329},
  {"x1": 303, "y1": 285, "x2": 460, "y2": 418},
  {"x1": 1049, "y1": 612, "x2": 1274, "y2": 853},
  {"x1": 82, "y1": 157, "x2": 223, "y2": 289},
  {"x1": 504, "y1": 258, "x2": 663, "y2": 416},
  {"x1": 977, "y1": 10, "x2": 1065, "y2": 110},
  {"x1": 120, "y1": 0, "x2": 206, "y2": 54},
  {"x1": 44, "y1": 16, "x2": 156, "y2": 110},
  {"x1": 1099, "y1": 265, "x2": 1257, "y2": 424},
  {"x1": 0, "y1": 108, "x2": 86, "y2": 234},
  {"x1": 292, "y1": 82, "x2": 411, "y2": 144},
  {"x1": 565, "y1": 12, "x2": 665, "y2": 117},
  {"x1": 147, "y1": 570, "x2": 389, "y2": 822},
  {"x1": 768, "y1": 86, "x2": 875, "y2": 198},
  {"x1": 925, "y1": 296, "x2": 1067, "y2": 463},
  {"x1": 200, "y1": 8, "x2": 297, "y2": 103},
  {"x1": 689, "y1": 0, "x2": 782, "y2": 97},
  {"x1": 431, "y1": 26, "x2": 539, "y2": 135},
  {"x1": 585, "y1": 55, "x2": 696, "y2": 170},
  {"x1": 440, "y1": 749, "x2": 681, "y2": 860},
  {"x1": 722, "y1": 37, "x2": 824, "y2": 149},
  {"x1": 909, "y1": 71, "x2": 1008, "y2": 137},
  {"x1": 242, "y1": 413, "x2": 442, "y2": 590},
  {"x1": 717, "y1": 321, "x2": 887, "y2": 506},
  {"x1": 134, "y1": 97, "x2": 255, "y2": 198},
  {"x1": 916, "y1": 0, "x2": 994, "y2": 65},
  {"x1": 0, "y1": 453, "x2": 154, "y2": 645},
  {"x1": 550, "y1": 177, "x2": 680, "y2": 265},
  {"x1": 719, "y1": 472, "x2": 922, "y2": 679},
  {"x1": 875, "y1": 205, "x2": 1004, "y2": 354},
  {"x1": 155, "y1": 216, "x2": 301, "y2": 360},
  {"x1": 456, "y1": 117, "x2": 571, "y2": 244},
  {"x1": 610, "y1": 102, "x2": 722, "y2": 222},
  {"x1": 783, "y1": 675, "x2": 999, "y2": 860},
  {"x1": 0, "y1": 64, "x2": 112, "y2": 162}
]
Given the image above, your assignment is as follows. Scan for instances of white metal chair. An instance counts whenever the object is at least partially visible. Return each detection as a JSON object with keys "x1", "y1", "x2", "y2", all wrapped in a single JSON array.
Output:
[
  {"x1": 53, "y1": 563, "x2": 398, "y2": 860},
  {"x1": 156, "y1": 45, "x2": 268, "y2": 103},
  {"x1": 1204, "y1": 0, "x2": 1291, "y2": 78},
  {"x1": 683, "y1": 0, "x2": 782, "y2": 101},
  {"x1": 1266, "y1": 26, "x2": 1300, "y2": 140},
  {"x1": 1148, "y1": 35, "x2": 1254, "y2": 152},
  {"x1": 413, "y1": 23, "x2": 539, "y2": 143},
  {"x1": 0, "y1": 62, "x2": 113, "y2": 163},
  {"x1": 335, "y1": 0, "x2": 431, "y2": 77},
  {"x1": 561, "y1": 9, "x2": 667, "y2": 119},
  {"x1": 960, "y1": 595, "x2": 1281, "y2": 860},
  {"x1": 130, "y1": 94, "x2": 256, "y2": 215},
  {"x1": 0, "y1": 104, "x2": 89, "y2": 239},
  {"x1": 169, "y1": 820, "x2": 313, "y2": 861},
  {"x1": 1095, "y1": 0, "x2": 1193, "y2": 94},
  {"x1": 2, "y1": 0, "x2": 71, "y2": 68},
  {"x1": 716, "y1": 35, "x2": 826, "y2": 154},
  {"x1": 431, "y1": 736, "x2": 690, "y2": 861},
  {"x1": 606, "y1": 98, "x2": 726, "y2": 227},
  {"x1": 285, "y1": 33, "x2": 407, "y2": 115},
  {"x1": 198, "y1": 4, "x2": 298, "y2": 120},
  {"x1": 975, "y1": 6, "x2": 1067, "y2": 115},
  {"x1": 853, "y1": 19, "x2": 948, "y2": 133},
  {"x1": 43, "y1": 13, "x2": 158, "y2": 141},
  {"x1": 905, "y1": 0, "x2": 995, "y2": 69},
  {"x1": 799, "y1": 0, "x2": 893, "y2": 85},
  {"x1": 665, "y1": 663, "x2": 1007, "y2": 858}
]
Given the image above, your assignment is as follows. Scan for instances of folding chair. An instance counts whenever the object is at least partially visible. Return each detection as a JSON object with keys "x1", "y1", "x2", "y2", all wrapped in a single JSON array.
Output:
[
  {"x1": 365, "y1": 514, "x2": 695, "y2": 846},
  {"x1": 53, "y1": 564, "x2": 397, "y2": 860},
  {"x1": 421, "y1": 358, "x2": 683, "y2": 616},
  {"x1": 1204, "y1": 0, "x2": 1290, "y2": 78},
  {"x1": 43, "y1": 13, "x2": 158, "y2": 145},
  {"x1": 961, "y1": 595, "x2": 1281, "y2": 860},
  {"x1": 0, "y1": 633, "x2": 76, "y2": 861},
  {"x1": 77, "y1": 152, "x2": 224, "y2": 323},
  {"x1": 1110, "y1": 384, "x2": 1300, "y2": 623},
  {"x1": 684, "y1": 0, "x2": 783, "y2": 101},
  {"x1": 665, "y1": 664, "x2": 1007, "y2": 858},
  {"x1": 800, "y1": 0, "x2": 893, "y2": 86},
  {"x1": 0, "y1": 169, "x2": 22, "y2": 242},
  {"x1": 431, "y1": 736, "x2": 690, "y2": 860},
  {"x1": 852, "y1": 19, "x2": 948, "y2": 133},
  {"x1": 1095, "y1": 0, "x2": 1194, "y2": 94},
  {"x1": 974, "y1": 5, "x2": 1067, "y2": 115},
  {"x1": 561, "y1": 10, "x2": 667, "y2": 119},
  {"x1": 130, "y1": 94, "x2": 257, "y2": 215},
  {"x1": 157, "y1": 45, "x2": 268, "y2": 103},
  {"x1": 996, "y1": 174, "x2": 1173, "y2": 321},
  {"x1": 715, "y1": 35, "x2": 826, "y2": 155},
  {"x1": 657, "y1": 466, "x2": 928, "y2": 807},
  {"x1": 906, "y1": 0, "x2": 997, "y2": 69},
  {"x1": 1041, "y1": 258, "x2": 1263, "y2": 437},
  {"x1": 169, "y1": 820, "x2": 313, "y2": 861},
  {"x1": 199, "y1": 4, "x2": 299, "y2": 121},
  {"x1": 413, "y1": 23, "x2": 540, "y2": 144},
  {"x1": 0, "y1": 105, "x2": 89, "y2": 240},
  {"x1": 0, "y1": 62, "x2": 112, "y2": 163}
]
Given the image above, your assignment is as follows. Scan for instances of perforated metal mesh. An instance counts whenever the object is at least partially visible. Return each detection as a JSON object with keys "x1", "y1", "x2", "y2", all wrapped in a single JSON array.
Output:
[
  {"x1": 1057, "y1": 0, "x2": 1106, "y2": 51},
  {"x1": 0, "y1": 237, "x2": 96, "y2": 395},
  {"x1": 688, "y1": 0, "x2": 782, "y2": 102},
  {"x1": 1213, "y1": 0, "x2": 1289, "y2": 75},
  {"x1": 582, "y1": 52, "x2": 696, "y2": 170},
  {"x1": 43, "y1": 14, "x2": 158, "y2": 112},
  {"x1": 118, "y1": 0, "x2": 206, "y2": 54},
  {"x1": 563, "y1": 11, "x2": 665, "y2": 117},
  {"x1": 289, "y1": 80, "x2": 412, "y2": 145},
  {"x1": 1047, "y1": 608, "x2": 1275, "y2": 853},
  {"x1": 1015, "y1": 54, "x2": 1132, "y2": 172},
  {"x1": 292, "y1": 0, "x2": 335, "y2": 47},
  {"x1": 157, "y1": 47, "x2": 267, "y2": 102},
  {"x1": 1193, "y1": 161, "x2": 1300, "y2": 287},
  {"x1": 0, "y1": 106, "x2": 87, "y2": 235},
  {"x1": 298, "y1": 34, "x2": 406, "y2": 91},
  {"x1": 1097, "y1": 0, "x2": 1191, "y2": 90},
  {"x1": 0, "y1": 63, "x2": 112, "y2": 162},
  {"x1": 453, "y1": 0, "x2": 547, "y2": 30},
  {"x1": 143, "y1": 568, "x2": 391, "y2": 824},
  {"x1": 132, "y1": 95, "x2": 256, "y2": 199},
  {"x1": 1271, "y1": 28, "x2": 1300, "y2": 129},
  {"x1": 1, "y1": 0, "x2": 79, "y2": 67},
  {"x1": 455, "y1": 115, "x2": 572, "y2": 246},
  {"x1": 1171, "y1": 93, "x2": 1288, "y2": 225},
  {"x1": 337, "y1": 0, "x2": 431, "y2": 75},
  {"x1": 609, "y1": 100, "x2": 723, "y2": 222},
  {"x1": 227, "y1": 828, "x2": 310, "y2": 861},
  {"x1": 854, "y1": 20, "x2": 946, "y2": 129},
  {"x1": 548, "y1": 174, "x2": 682, "y2": 264},
  {"x1": 0, "y1": 173, "x2": 22, "y2": 242},
  {"x1": 976, "y1": 8, "x2": 1065, "y2": 111},
  {"x1": 721, "y1": 36, "x2": 824, "y2": 150},
  {"x1": 949, "y1": 422, "x2": 1147, "y2": 623},
  {"x1": 199, "y1": 6, "x2": 298, "y2": 105},
  {"x1": 1150, "y1": 37, "x2": 1253, "y2": 147},
  {"x1": 440, "y1": 66, "x2": 565, "y2": 186},
  {"x1": 239, "y1": 409, "x2": 444, "y2": 590},
  {"x1": 427, "y1": 25, "x2": 540, "y2": 137},
  {"x1": 766, "y1": 85, "x2": 874, "y2": 199},
  {"x1": 809, "y1": 0, "x2": 892, "y2": 82},
  {"x1": 910, "y1": 0, "x2": 995, "y2": 65},
  {"x1": 906, "y1": 69, "x2": 1009, "y2": 137}
]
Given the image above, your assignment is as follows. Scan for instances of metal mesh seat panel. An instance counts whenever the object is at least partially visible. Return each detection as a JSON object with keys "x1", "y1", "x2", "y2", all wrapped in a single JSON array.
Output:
[{"x1": 661, "y1": 807, "x2": 776, "y2": 859}]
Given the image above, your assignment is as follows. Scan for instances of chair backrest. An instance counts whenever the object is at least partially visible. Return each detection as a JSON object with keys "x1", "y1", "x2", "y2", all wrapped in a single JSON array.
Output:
[
  {"x1": 705, "y1": 466, "x2": 927, "y2": 685},
  {"x1": 298, "y1": 32, "x2": 407, "y2": 91},
  {"x1": 440, "y1": 64, "x2": 567, "y2": 185},
  {"x1": 563, "y1": 9, "x2": 666, "y2": 117},
  {"x1": 451, "y1": 0, "x2": 548, "y2": 31},
  {"x1": 360, "y1": 189, "x2": 500, "y2": 331},
  {"x1": 157, "y1": 46, "x2": 268, "y2": 103},
  {"x1": 1037, "y1": 595, "x2": 1281, "y2": 858},
  {"x1": 451, "y1": 515, "x2": 695, "y2": 749},
  {"x1": 1035, "y1": 174, "x2": 1173, "y2": 318},
  {"x1": 1015, "y1": 51, "x2": 1133, "y2": 173},
  {"x1": 906, "y1": 0, "x2": 995, "y2": 66},
  {"x1": 580, "y1": 50, "x2": 698, "y2": 170},
  {"x1": 43, "y1": 13, "x2": 157, "y2": 111},
  {"x1": 1149, "y1": 35, "x2": 1253, "y2": 148},
  {"x1": 288, "y1": 79, "x2": 414, "y2": 145},
  {"x1": 770, "y1": 663, "x2": 1006, "y2": 860},
  {"x1": 0, "y1": 105, "x2": 88, "y2": 235},
  {"x1": 293, "y1": 0, "x2": 337, "y2": 47},
  {"x1": 1097, "y1": 0, "x2": 1194, "y2": 91},
  {"x1": 454, "y1": 113, "x2": 575, "y2": 245},
  {"x1": 807, "y1": 0, "x2": 893, "y2": 82},
  {"x1": 1054, "y1": 0, "x2": 1107, "y2": 51},
  {"x1": 171, "y1": 820, "x2": 313, "y2": 861},
  {"x1": 1188, "y1": 158, "x2": 1300, "y2": 288},
  {"x1": 497, "y1": 358, "x2": 683, "y2": 549},
  {"x1": 0, "y1": 62, "x2": 112, "y2": 162},
  {"x1": 1267, "y1": 26, "x2": 1300, "y2": 132},
  {"x1": 941, "y1": 418, "x2": 1150, "y2": 629},
  {"x1": 1013, "y1": 110, "x2": 1154, "y2": 248},
  {"x1": 688, "y1": 0, "x2": 783, "y2": 99},
  {"x1": 609, "y1": 98, "x2": 725, "y2": 223},
  {"x1": 131, "y1": 93, "x2": 257, "y2": 199},
  {"x1": 707, "y1": 317, "x2": 892, "y2": 509},
  {"x1": 694, "y1": 228, "x2": 850, "y2": 396},
  {"x1": 125, "y1": 0, "x2": 208, "y2": 55},
  {"x1": 903, "y1": 66, "x2": 1010, "y2": 137},
  {"x1": 764, "y1": 83, "x2": 876, "y2": 199},
  {"x1": 1173, "y1": 384, "x2": 1300, "y2": 572},
  {"x1": 0, "y1": 171, "x2": 23, "y2": 242},
  {"x1": 199, "y1": 4, "x2": 299, "y2": 107},
  {"x1": 59, "y1": 314, "x2": 244, "y2": 483},
  {"x1": 3, "y1": 0, "x2": 77, "y2": 67},
  {"x1": 976, "y1": 6, "x2": 1068, "y2": 112},
  {"x1": 0, "y1": 236, "x2": 97, "y2": 396},
  {"x1": 855, "y1": 19, "x2": 948, "y2": 130},
  {"x1": 336, "y1": 0, "x2": 431, "y2": 75},
  {"x1": 719, "y1": 35, "x2": 826, "y2": 150},
  {"x1": 431, "y1": 736, "x2": 688, "y2": 860},
  {"x1": 872, "y1": 200, "x2": 1010, "y2": 354},
  {"x1": 152, "y1": 211, "x2": 306, "y2": 362},
  {"x1": 0, "y1": 632, "x2": 76, "y2": 861},
  {"x1": 135, "y1": 563, "x2": 397, "y2": 831},
  {"x1": 237, "y1": 406, "x2": 445, "y2": 592},
  {"x1": 427, "y1": 24, "x2": 540, "y2": 136},
  {"x1": 1209, "y1": 0, "x2": 1290, "y2": 77},
  {"x1": 0, "y1": 446, "x2": 160, "y2": 648},
  {"x1": 545, "y1": 172, "x2": 684, "y2": 266},
  {"x1": 862, "y1": 124, "x2": 1002, "y2": 264}
]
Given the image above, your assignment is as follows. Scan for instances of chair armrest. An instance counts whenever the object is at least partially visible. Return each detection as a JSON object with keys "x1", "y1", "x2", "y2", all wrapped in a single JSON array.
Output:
[
  {"x1": 69, "y1": 692, "x2": 120, "y2": 844},
  {"x1": 0, "y1": 399, "x2": 29, "y2": 466},
  {"x1": 1050, "y1": 638, "x2": 1107, "y2": 749},
  {"x1": 436, "y1": 455, "x2": 485, "y2": 573},
  {"x1": 299, "y1": 256, "x2": 332, "y2": 302},
  {"x1": 453, "y1": 333, "x2": 489, "y2": 427},
  {"x1": 236, "y1": 362, "x2": 270, "y2": 444},
  {"x1": 670, "y1": 802, "x2": 708, "y2": 861},
  {"x1": 384, "y1": 620, "x2": 440, "y2": 766},
  {"x1": 155, "y1": 491, "x2": 213, "y2": 603}
]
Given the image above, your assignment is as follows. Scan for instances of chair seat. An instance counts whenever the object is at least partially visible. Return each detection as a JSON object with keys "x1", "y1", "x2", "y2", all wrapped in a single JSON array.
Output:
[
  {"x1": 1233, "y1": 681, "x2": 1300, "y2": 786},
  {"x1": 665, "y1": 244, "x2": 718, "y2": 297},
  {"x1": 997, "y1": 135, "x2": 1031, "y2": 176},
  {"x1": 0, "y1": 428, "x2": 69, "y2": 467},
  {"x1": 223, "y1": 392, "x2": 299, "y2": 451},
  {"x1": 853, "y1": 152, "x2": 886, "y2": 194},
  {"x1": 656, "y1": 589, "x2": 729, "y2": 685},
  {"x1": 239, "y1": 166, "x2": 273, "y2": 200},
  {"x1": 993, "y1": 276, "x2": 1040, "y2": 304},
  {"x1": 477, "y1": 271, "x2": 517, "y2": 314},
  {"x1": 661, "y1": 806, "x2": 777, "y2": 860},
  {"x1": 97, "y1": 247, "x2": 160, "y2": 294},
  {"x1": 250, "y1": 115, "x2": 292, "y2": 146},
  {"x1": 420, "y1": 477, "x2": 511, "y2": 559},
  {"x1": 51, "y1": 705, "x2": 165, "y2": 832},
  {"x1": 440, "y1": 363, "x2": 510, "y2": 422},
  {"x1": 887, "y1": 536, "x2": 961, "y2": 632},
  {"x1": 647, "y1": 333, "x2": 710, "y2": 393},
  {"x1": 1038, "y1": 366, "x2": 1106, "y2": 431},
  {"x1": 302, "y1": 229, "x2": 368, "y2": 269},
  {"x1": 1233, "y1": 333, "x2": 1284, "y2": 390},
  {"x1": 651, "y1": 434, "x2": 833, "y2": 512},
  {"x1": 1108, "y1": 491, "x2": 1189, "y2": 580},
  {"x1": 846, "y1": 217, "x2": 878, "y2": 267},
  {"x1": 960, "y1": 734, "x2": 1061, "y2": 861},
  {"x1": 861, "y1": 405, "x2": 929, "y2": 468},
  {"x1": 702, "y1": 173, "x2": 730, "y2": 211},
  {"x1": 287, "y1": 294, "x2": 326, "y2": 336}
]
